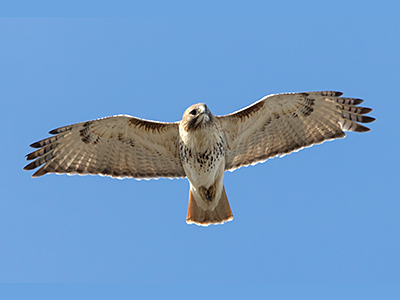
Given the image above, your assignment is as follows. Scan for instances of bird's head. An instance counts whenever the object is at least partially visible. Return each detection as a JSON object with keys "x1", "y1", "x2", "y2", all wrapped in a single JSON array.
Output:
[{"x1": 181, "y1": 103, "x2": 214, "y2": 131}]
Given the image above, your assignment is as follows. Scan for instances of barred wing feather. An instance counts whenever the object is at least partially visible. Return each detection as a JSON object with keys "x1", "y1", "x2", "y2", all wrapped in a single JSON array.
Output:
[
  {"x1": 219, "y1": 91, "x2": 375, "y2": 171},
  {"x1": 24, "y1": 115, "x2": 186, "y2": 179}
]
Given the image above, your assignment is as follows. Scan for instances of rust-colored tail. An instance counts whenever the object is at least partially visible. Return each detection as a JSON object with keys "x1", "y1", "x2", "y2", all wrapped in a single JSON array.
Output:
[{"x1": 186, "y1": 186, "x2": 233, "y2": 226}]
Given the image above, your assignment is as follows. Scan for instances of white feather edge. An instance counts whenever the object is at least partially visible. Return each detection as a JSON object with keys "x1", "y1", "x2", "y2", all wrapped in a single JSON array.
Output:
[
  {"x1": 186, "y1": 216, "x2": 234, "y2": 227},
  {"x1": 226, "y1": 133, "x2": 347, "y2": 172},
  {"x1": 52, "y1": 134, "x2": 346, "y2": 178}
]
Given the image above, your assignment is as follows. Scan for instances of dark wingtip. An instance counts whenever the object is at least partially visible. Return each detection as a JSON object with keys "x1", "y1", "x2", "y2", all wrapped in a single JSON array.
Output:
[
  {"x1": 362, "y1": 116, "x2": 376, "y2": 123},
  {"x1": 29, "y1": 141, "x2": 42, "y2": 148},
  {"x1": 32, "y1": 168, "x2": 47, "y2": 177},
  {"x1": 355, "y1": 124, "x2": 371, "y2": 133},
  {"x1": 360, "y1": 107, "x2": 373, "y2": 114},
  {"x1": 25, "y1": 152, "x2": 37, "y2": 160},
  {"x1": 23, "y1": 161, "x2": 36, "y2": 171},
  {"x1": 333, "y1": 91, "x2": 343, "y2": 97},
  {"x1": 352, "y1": 98, "x2": 364, "y2": 105}
]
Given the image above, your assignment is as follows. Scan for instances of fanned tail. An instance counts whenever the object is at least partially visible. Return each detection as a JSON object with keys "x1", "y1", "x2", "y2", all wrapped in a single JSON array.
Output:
[{"x1": 186, "y1": 186, "x2": 233, "y2": 226}]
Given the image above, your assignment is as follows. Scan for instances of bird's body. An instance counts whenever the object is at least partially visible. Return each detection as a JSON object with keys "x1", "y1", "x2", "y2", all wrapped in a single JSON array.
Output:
[
  {"x1": 24, "y1": 91, "x2": 375, "y2": 226},
  {"x1": 179, "y1": 104, "x2": 232, "y2": 224}
]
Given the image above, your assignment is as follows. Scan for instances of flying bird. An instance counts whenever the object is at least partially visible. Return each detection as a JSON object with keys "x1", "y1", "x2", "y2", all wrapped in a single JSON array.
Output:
[{"x1": 24, "y1": 91, "x2": 375, "y2": 226}]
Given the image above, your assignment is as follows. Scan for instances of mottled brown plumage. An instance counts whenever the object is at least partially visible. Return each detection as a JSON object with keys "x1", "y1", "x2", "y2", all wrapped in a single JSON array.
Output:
[{"x1": 24, "y1": 91, "x2": 375, "y2": 226}]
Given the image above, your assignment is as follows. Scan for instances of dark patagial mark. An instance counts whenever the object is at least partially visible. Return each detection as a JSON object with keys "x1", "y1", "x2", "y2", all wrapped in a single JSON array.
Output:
[
  {"x1": 128, "y1": 118, "x2": 169, "y2": 132},
  {"x1": 227, "y1": 100, "x2": 264, "y2": 122}
]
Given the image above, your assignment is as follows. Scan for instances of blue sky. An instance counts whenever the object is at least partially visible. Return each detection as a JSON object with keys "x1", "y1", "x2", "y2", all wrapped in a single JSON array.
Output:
[{"x1": 0, "y1": 18, "x2": 399, "y2": 288}]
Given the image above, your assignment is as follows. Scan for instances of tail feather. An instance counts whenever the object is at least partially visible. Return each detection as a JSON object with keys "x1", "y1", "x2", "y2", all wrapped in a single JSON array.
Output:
[{"x1": 186, "y1": 186, "x2": 233, "y2": 226}]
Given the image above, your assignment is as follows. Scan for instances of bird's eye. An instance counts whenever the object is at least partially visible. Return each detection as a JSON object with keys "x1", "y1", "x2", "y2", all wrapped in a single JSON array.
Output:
[{"x1": 189, "y1": 109, "x2": 197, "y2": 116}]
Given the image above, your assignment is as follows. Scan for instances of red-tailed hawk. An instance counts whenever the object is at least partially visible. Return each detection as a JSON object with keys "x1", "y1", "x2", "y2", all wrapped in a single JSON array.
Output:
[{"x1": 24, "y1": 91, "x2": 375, "y2": 226}]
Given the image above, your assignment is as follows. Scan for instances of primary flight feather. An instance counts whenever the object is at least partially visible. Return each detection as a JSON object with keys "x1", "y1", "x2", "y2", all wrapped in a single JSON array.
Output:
[{"x1": 24, "y1": 91, "x2": 375, "y2": 226}]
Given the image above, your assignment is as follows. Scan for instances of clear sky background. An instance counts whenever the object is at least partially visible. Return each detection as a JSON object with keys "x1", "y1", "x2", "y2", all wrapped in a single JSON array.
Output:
[{"x1": 0, "y1": 18, "x2": 399, "y2": 289}]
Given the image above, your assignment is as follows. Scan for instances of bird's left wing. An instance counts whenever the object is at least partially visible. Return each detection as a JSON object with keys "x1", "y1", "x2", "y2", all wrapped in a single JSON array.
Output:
[
  {"x1": 24, "y1": 115, "x2": 186, "y2": 179},
  {"x1": 218, "y1": 91, "x2": 375, "y2": 171}
]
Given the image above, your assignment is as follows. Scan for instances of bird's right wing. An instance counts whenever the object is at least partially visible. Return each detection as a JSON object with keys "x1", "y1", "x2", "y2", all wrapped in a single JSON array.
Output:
[{"x1": 24, "y1": 115, "x2": 186, "y2": 179}]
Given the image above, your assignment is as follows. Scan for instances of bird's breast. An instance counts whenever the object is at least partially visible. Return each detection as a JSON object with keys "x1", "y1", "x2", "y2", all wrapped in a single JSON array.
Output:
[{"x1": 178, "y1": 126, "x2": 226, "y2": 188}]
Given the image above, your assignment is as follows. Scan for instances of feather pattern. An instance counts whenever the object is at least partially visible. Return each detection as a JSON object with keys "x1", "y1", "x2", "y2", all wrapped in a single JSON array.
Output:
[
  {"x1": 24, "y1": 115, "x2": 186, "y2": 179},
  {"x1": 24, "y1": 91, "x2": 375, "y2": 226},
  {"x1": 219, "y1": 91, "x2": 375, "y2": 171}
]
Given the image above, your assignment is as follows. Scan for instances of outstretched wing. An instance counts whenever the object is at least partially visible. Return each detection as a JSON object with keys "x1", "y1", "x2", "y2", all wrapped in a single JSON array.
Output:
[
  {"x1": 218, "y1": 91, "x2": 375, "y2": 171},
  {"x1": 24, "y1": 115, "x2": 186, "y2": 179}
]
